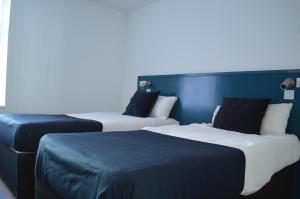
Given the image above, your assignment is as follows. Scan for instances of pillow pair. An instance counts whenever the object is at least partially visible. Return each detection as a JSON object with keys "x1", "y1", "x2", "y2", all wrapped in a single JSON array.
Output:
[
  {"x1": 213, "y1": 98, "x2": 293, "y2": 135},
  {"x1": 123, "y1": 90, "x2": 177, "y2": 118}
]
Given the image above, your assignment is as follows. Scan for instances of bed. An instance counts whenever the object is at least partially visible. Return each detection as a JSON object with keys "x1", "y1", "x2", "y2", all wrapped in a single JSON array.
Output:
[
  {"x1": 35, "y1": 69, "x2": 300, "y2": 199},
  {"x1": 35, "y1": 124, "x2": 300, "y2": 199},
  {"x1": 0, "y1": 111, "x2": 178, "y2": 199}
]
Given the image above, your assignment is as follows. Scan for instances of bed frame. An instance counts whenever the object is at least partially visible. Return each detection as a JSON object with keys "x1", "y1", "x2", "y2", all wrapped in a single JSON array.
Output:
[
  {"x1": 1, "y1": 69, "x2": 300, "y2": 199},
  {"x1": 0, "y1": 140, "x2": 36, "y2": 199}
]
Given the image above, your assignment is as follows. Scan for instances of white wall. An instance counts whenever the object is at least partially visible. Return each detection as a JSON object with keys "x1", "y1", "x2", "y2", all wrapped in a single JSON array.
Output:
[
  {"x1": 3, "y1": 0, "x2": 300, "y2": 112},
  {"x1": 122, "y1": 0, "x2": 300, "y2": 107},
  {"x1": 3, "y1": 0, "x2": 125, "y2": 114}
]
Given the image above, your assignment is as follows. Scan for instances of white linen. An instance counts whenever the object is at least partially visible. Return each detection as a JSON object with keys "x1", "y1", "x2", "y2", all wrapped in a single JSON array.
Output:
[
  {"x1": 211, "y1": 105, "x2": 221, "y2": 123},
  {"x1": 144, "y1": 123, "x2": 300, "y2": 195},
  {"x1": 68, "y1": 112, "x2": 179, "y2": 132}
]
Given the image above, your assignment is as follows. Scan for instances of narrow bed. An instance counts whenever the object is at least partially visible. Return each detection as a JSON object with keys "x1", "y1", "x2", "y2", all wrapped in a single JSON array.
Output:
[
  {"x1": 0, "y1": 112, "x2": 177, "y2": 153},
  {"x1": 35, "y1": 124, "x2": 300, "y2": 199}
]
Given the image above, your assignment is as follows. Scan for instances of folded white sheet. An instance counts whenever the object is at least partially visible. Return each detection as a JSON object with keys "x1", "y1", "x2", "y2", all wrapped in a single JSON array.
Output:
[
  {"x1": 68, "y1": 112, "x2": 179, "y2": 132},
  {"x1": 144, "y1": 123, "x2": 300, "y2": 195}
]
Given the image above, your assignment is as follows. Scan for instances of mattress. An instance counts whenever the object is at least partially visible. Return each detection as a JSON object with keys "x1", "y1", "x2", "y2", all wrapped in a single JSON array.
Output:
[
  {"x1": 144, "y1": 123, "x2": 300, "y2": 195},
  {"x1": 68, "y1": 112, "x2": 179, "y2": 131}
]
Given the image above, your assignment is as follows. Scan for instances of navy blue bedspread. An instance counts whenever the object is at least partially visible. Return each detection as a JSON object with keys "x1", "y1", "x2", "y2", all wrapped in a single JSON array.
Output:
[
  {"x1": 0, "y1": 114, "x2": 103, "y2": 152},
  {"x1": 36, "y1": 130, "x2": 246, "y2": 199}
]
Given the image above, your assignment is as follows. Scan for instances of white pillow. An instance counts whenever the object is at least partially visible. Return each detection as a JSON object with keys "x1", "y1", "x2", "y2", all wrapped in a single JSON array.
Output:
[
  {"x1": 212, "y1": 105, "x2": 221, "y2": 123},
  {"x1": 150, "y1": 96, "x2": 177, "y2": 119},
  {"x1": 260, "y1": 103, "x2": 293, "y2": 135}
]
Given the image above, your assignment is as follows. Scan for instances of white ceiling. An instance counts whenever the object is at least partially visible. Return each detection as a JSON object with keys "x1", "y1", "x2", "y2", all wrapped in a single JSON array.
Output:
[{"x1": 91, "y1": 0, "x2": 160, "y2": 11}]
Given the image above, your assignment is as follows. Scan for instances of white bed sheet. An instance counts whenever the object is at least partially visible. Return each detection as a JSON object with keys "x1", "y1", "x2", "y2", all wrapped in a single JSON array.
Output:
[
  {"x1": 68, "y1": 112, "x2": 179, "y2": 132},
  {"x1": 144, "y1": 123, "x2": 300, "y2": 195}
]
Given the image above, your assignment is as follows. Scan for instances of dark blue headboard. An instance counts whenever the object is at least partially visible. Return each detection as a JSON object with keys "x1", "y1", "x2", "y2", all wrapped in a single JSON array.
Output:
[
  {"x1": 138, "y1": 69, "x2": 300, "y2": 198},
  {"x1": 139, "y1": 69, "x2": 300, "y2": 134}
]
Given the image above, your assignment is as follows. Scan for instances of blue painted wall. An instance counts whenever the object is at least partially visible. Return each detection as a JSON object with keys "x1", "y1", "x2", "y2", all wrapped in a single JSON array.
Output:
[{"x1": 139, "y1": 69, "x2": 300, "y2": 199}]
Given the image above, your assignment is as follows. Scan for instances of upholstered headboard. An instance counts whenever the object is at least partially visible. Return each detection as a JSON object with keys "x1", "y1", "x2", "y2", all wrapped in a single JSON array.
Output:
[{"x1": 138, "y1": 69, "x2": 300, "y2": 198}]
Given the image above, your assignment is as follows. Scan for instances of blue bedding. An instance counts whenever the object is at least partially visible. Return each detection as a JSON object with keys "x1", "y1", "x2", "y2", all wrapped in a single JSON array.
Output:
[
  {"x1": 36, "y1": 130, "x2": 246, "y2": 199},
  {"x1": 0, "y1": 114, "x2": 103, "y2": 152}
]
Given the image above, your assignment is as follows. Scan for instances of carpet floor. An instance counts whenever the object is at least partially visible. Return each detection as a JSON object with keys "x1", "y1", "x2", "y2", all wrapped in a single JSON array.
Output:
[{"x1": 0, "y1": 179, "x2": 15, "y2": 199}]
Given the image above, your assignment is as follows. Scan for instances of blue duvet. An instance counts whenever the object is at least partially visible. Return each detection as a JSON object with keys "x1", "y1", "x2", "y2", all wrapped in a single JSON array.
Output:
[
  {"x1": 0, "y1": 114, "x2": 103, "y2": 152},
  {"x1": 36, "y1": 130, "x2": 245, "y2": 199}
]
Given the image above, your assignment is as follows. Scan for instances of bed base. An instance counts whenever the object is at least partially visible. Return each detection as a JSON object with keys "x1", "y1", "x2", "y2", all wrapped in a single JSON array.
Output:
[
  {"x1": 35, "y1": 165, "x2": 294, "y2": 199},
  {"x1": 0, "y1": 140, "x2": 36, "y2": 199}
]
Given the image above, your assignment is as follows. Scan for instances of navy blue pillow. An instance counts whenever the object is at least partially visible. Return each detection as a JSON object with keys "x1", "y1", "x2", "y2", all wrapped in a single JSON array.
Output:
[
  {"x1": 213, "y1": 97, "x2": 271, "y2": 134},
  {"x1": 123, "y1": 90, "x2": 160, "y2": 117}
]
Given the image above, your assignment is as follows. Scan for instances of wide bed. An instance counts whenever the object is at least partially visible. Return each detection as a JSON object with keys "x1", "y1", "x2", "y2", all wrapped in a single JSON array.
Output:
[{"x1": 35, "y1": 124, "x2": 300, "y2": 199}]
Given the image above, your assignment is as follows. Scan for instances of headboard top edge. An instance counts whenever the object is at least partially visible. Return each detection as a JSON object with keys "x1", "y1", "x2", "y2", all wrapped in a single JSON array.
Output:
[{"x1": 138, "y1": 69, "x2": 300, "y2": 79}]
